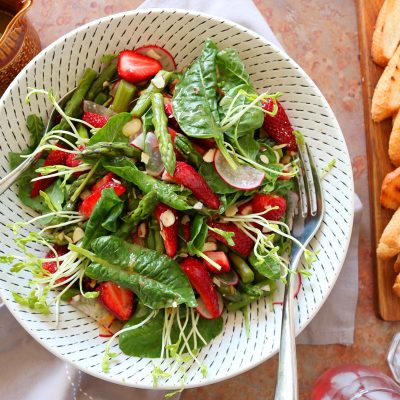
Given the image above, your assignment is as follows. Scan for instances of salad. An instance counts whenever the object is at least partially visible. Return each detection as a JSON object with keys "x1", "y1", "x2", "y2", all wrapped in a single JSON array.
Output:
[{"x1": 2, "y1": 39, "x2": 312, "y2": 387}]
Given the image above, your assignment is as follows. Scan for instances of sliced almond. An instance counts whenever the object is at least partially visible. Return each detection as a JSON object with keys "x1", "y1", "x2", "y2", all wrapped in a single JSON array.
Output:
[
  {"x1": 181, "y1": 215, "x2": 190, "y2": 225},
  {"x1": 159, "y1": 209, "x2": 176, "y2": 227},
  {"x1": 203, "y1": 242, "x2": 218, "y2": 251},
  {"x1": 203, "y1": 148, "x2": 216, "y2": 163},
  {"x1": 141, "y1": 152, "x2": 150, "y2": 164},
  {"x1": 225, "y1": 204, "x2": 238, "y2": 217},
  {"x1": 193, "y1": 202, "x2": 203, "y2": 210},
  {"x1": 80, "y1": 189, "x2": 91, "y2": 200},
  {"x1": 72, "y1": 227, "x2": 85, "y2": 243},
  {"x1": 137, "y1": 222, "x2": 147, "y2": 238}
]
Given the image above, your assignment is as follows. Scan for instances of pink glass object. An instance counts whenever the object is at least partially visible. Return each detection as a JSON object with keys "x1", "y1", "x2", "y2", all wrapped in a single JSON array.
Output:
[{"x1": 311, "y1": 365, "x2": 400, "y2": 400}]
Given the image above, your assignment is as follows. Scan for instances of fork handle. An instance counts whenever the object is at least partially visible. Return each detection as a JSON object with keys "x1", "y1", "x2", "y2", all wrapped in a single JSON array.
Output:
[
  {"x1": 274, "y1": 256, "x2": 300, "y2": 400},
  {"x1": 0, "y1": 156, "x2": 35, "y2": 195}
]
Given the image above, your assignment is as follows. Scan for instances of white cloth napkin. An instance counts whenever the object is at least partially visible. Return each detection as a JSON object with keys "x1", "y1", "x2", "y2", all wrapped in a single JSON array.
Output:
[{"x1": 0, "y1": 1, "x2": 362, "y2": 399}]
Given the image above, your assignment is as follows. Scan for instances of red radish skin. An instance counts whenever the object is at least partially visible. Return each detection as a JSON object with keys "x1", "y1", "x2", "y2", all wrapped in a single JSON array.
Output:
[
  {"x1": 203, "y1": 251, "x2": 230, "y2": 273},
  {"x1": 214, "y1": 150, "x2": 264, "y2": 190},
  {"x1": 196, "y1": 292, "x2": 224, "y2": 319},
  {"x1": 208, "y1": 221, "x2": 254, "y2": 257},
  {"x1": 213, "y1": 270, "x2": 239, "y2": 286},
  {"x1": 83, "y1": 100, "x2": 116, "y2": 117},
  {"x1": 154, "y1": 203, "x2": 179, "y2": 257},
  {"x1": 273, "y1": 273, "x2": 302, "y2": 305},
  {"x1": 180, "y1": 257, "x2": 221, "y2": 319},
  {"x1": 135, "y1": 45, "x2": 176, "y2": 71},
  {"x1": 130, "y1": 132, "x2": 145, "y2": 150}
]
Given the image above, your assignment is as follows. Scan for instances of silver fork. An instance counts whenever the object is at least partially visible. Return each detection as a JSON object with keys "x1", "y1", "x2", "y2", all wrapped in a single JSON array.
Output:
[
  {"x1": 0, "y1": 88, "x2": 76, "y2": 195},
  {"x1": 274, "y1": 143, "x2": 325, "y2": 400}
]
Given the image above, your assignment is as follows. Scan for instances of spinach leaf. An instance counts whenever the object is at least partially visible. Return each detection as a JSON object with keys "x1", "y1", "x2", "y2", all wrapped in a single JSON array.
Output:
[
  {"x1": 9, "y1": 150, "x2": 31, "y2": 169},
  {"x1": 272, "y1": 179, "x2": 294, "y2": 196},
  {"x1": 102, "y1": 202, "x2": 124, "y2": 232},
  {"x1": 219, "y1": 84, "x2": 264, "y2": 138},
  {"x1": 187, "y1": 214, "x2": 208, "y2": 255},
  {"x1": 216, "y1": 48, "x2": 250, "y2": 91},
  {"x1": 82, "y1": 188, "x2": 124, "y2": 248},
  {"x1": 199, "y1": 162, "x2": 238, "y2": 194},
  {"x1": 26, "y1": 114, "x2": 45, "y2": 148},
  {"x1": 88, "y1": 112, "x2": 132, "y2": 145},
  {"x1": 249, "y1": 249, "x2": 281, "y2": 280},
  {"x1": 84, "y1": 236, "x2": 196, "y2": 309},
  {"x1": 103, "y1": 157, "x2": 191, "y2": 211},
  {"x1": 119, "y1": 303, "x2": 223, "y2": 358},
  {"x1": 236, "y1": 132, "x2": 260, "y2": 160},
  {"x1": 172, "y1": 39, "x2": 222, "y2": 140},
  {"x1": 142, "y1": 108, "x2": 154, "y2": 134}
]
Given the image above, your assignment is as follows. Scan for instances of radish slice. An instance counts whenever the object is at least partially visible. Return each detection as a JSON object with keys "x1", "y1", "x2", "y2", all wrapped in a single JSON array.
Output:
[
  {"x1": 272, "y1": 273, "x2": 302, "y2": 305},
  {"x1": 214, "y1": 150, "x2": 265, "y2": 190},
  {"x1": 195, "y1": 292, "x2": 224, "y2": 320},
  {"x1": 144, "y1": 132, "x2": 164, "y2": 177},
  {"x1": 69, "y1": 295, "x2": 113, "y2": 323},
  {"x1": 83, "y1": 100, "x2": 116, "y2": 117},
  {"x1": 213, "y1": 270, "x2": 239, "y2": 286},
  {"x1": 130, "y1": 132, "x2": 145, "y2": 150},
  {"x1": 135, "y1": 45, "x2": 176, "y2": 71}
]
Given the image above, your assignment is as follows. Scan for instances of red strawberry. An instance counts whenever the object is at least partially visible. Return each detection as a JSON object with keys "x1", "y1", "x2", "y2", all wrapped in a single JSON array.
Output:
[
  {"x1": 82, "y1": 111, "x2": 109, "y2": 128},
  {"x1": 192, "y1": 138, "x2": 215, "y2": 149},
  {"x1": 98, "y1": 281, "x2": 135, "y2": 321},
  {"x1": 203, "y1": 251, "x2": 230, "y2": 274},
  {"x1": 91, "y1": 172, "x2": 115, "y2": 192},
  {"x1": 79, "y1": 178, "x2": 126, "y2": 219},
  {"x1": 180, "y1": 257, "x2": 221, "y2": 319},
  {"x1": 42, "y1": 245, "x2": 69, "y2": 274},
  {"x1": 262, "y1": 99, "x2": 297, "y2": 151},
  {"x1": 66, "y1": 145, "x2": 85, "y2": 177},
  {"x1": 252, "y1": 194, "x2": 286, "y2": 221},
  {"x1": 30, "y1": 146, "x2": 69, "y2": 197},
  {"x1": 181, "y1": 215, "x2": 191, "y2": 241},
  {"x1": 165, "y1": 161, "x2": 220, "y2": 210},
  {"x1": 208, "y1": 221, "x2": 254, "y2": 257},
  {"x1": 154, "y1": 203, "x2": 178, "y2": 257},
  {"x1": 117, "y1": 50, "x2": 162, "y2": 83},
  {"x1": 164, "y1": 97, "x2": 181, "y2": 131}
]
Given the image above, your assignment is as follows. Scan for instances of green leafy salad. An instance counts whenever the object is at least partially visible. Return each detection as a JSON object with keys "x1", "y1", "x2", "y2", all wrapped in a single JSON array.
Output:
[{"x1": 2, "y1": 39, "x2": 314, "y2": 387}]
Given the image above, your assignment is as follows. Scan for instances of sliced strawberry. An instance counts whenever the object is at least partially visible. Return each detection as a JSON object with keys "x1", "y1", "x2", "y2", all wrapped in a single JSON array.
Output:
[
  {"x1": 82, "y1": 111, "x2": 109, "y2": 128},
  {"x1": 238, "y1": 201, "x2": 253, "y2": 216},
  {"x1": 42, "y1": 245, "x2": 69, "y2": 274},
  {"x1": 98, "y1": 281, "x2": 135, "y2": 321},
  {"x1": 117, "y1": 50, "x2": 162, "y2": 84},
  {"x1": 154, "y1": 203, "x2": 178, "y2": 257},
  {"x1": 262, "y1": 99, "x2": 297, "y2": 151},
  {"x1": 208, "y1": 221, "x2": 254, "y2": 257},
  {"x1": 180, "y1": 257, "x2": 222, "y2": 319},
  {"x1": 192, "y1": 138, "x2": 215, "y2": 149},
  {"x1": 203, "y1": 251, "x2": 230, "y2": 274},
  {"x1": 91, "y1": 172, "x2": 116, "y2": 192},
  {"x1": 181, "y1": 215, "x2": 191, "y2": 241},
  {"x1": 164, "y1": 98, "x2": 181, "y2": 131},
  {"x1": 135, "y1": 45, "x2": 176, "y2": 71},
  {"x1": 165, "y1": 161, "x2": 220, "y2": 210},
  {"x1": 79, "y1": 179, "x2": 126, "y2": 219},
  {"x1": 66, "y1": 145, "x2": 85, "y2": 177},
  {"x1": 252, "y1": 193, "x2": 286, "y2": 221},
  {"x1": 30, "y1": 146, "x2": 69, "y2": 197}
]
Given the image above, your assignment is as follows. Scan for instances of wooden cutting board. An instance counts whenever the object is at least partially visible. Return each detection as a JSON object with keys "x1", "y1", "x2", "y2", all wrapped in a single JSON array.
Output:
[{"x1": 356, "y1": 0, "x2": 400, "y2": 320}]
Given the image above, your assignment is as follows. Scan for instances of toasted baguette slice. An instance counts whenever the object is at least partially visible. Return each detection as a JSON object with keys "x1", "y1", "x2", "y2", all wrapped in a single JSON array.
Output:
[
  {"x1": 372, "y1": 0, "x2": 400, "y2": 66},
  {"x1": 377, "y1": 207, "x2": 400, "y2": 259},
  {"x1": 381, "y1": 167, "x2": 400, "y2": 209},
  {"x1": 389, "y1": 111, "x2": 400, "y2": 166},
  {"x1": 393, "y1": 273, "x2": 400, "y2": 297},
  {"x1": 371, "y1": 45, "x2": 400, "y2": 122}
]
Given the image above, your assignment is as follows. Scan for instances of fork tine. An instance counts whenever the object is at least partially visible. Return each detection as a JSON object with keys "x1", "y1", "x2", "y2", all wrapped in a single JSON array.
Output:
[
  {"x1": 297, "y1": 145, "x2": 311, "y2": 217},
  {"x1": 305, "y1": 143, "x2": 324, "y2": 216}
]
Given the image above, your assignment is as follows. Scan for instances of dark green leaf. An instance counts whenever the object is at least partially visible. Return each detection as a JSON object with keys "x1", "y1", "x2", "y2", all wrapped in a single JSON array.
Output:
[
  {"x1": 236, "y1": 132, "x2": 260, "y2": 160},
  {"x1": 272, "y1": 179, "x2": 294, "y2": 196},
  {"x1": 88, "y1": 112, "x2": 132, "y2": 145},
  {"x1": 187, "y1": 215, "x2": 208, "y2": 255},
  {"x1": 119, "y1": 304, "x2": 223, "y2": 358},
  {"x1": 172, "y1": 39, "x2": 222, "y2": 140},
  {"x1": 249, "y1": 250, "x2": 281, "y2": 280},
  {"x1": 102, "y1": 202, "x2": 124, "y2": 232},
  {"x1": 82, "y1": 188, "x2": 124, "y2": 248},
  {"x1": 198, "y1": 162, "x2": 239, "y2": 194},
  {"x1": 84, "y1": 236, "x2": 196, "y2": 309},
  {"x1": 142, "y1": 108, "x2": 154, "y2": 134},
  {"x1": 103, "y1": 157, "x2": 191, "y2": 211},
  {"x1": 26, "y1": 114, "x2": 45, "y2": 149}
]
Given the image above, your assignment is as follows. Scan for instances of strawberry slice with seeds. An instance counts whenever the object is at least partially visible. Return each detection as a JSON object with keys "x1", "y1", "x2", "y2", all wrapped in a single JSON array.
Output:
[
  {"x1": 203, "y1": 251, "x2": 230, "y2": 274},
  {"x1": 252, "y1": 193, "x2": 286, "y2": 221},
  {"x1": 180, "y1": 257, "x2": 222, "y2": 319},
  {"x1": 262, "y1": 99, "x2": 297, "y2": 151},
  {"x1": 98, "y1": 281, "x2": 135, "y2": 321},
  {"x1": 154, "y1": 203, "x2": 179, "y2": 257},
  {"x1": 82, "y1": 111, "x2": 109, "y2": 128},
  {"x1": 117, "y1": 50, "x2": 162, "y2": 84},
  {"x1": 42, "y1": 245, "x2": 69, "y2": 275},
  {"x1": 165, "y1": 161, "x2": 220, "y2": 210},
  {"x1": 208, "y1": 221, "x2": 254, "y2": 257},
  {"x1": 30, "y1": 145, "x2": 69, "y2": 198}
]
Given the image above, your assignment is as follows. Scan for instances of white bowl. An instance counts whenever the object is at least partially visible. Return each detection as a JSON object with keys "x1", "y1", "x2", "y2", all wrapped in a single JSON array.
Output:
[{"x1": 0, "y1": 8, "x2": 354, "y2": 389}]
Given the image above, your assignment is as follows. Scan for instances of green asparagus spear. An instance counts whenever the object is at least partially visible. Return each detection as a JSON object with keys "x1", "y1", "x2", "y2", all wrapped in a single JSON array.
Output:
[
  {"x1": 151, "y1": 92, "x2": 176, "y2": 175},
  {"x1": 131, "y1": 70, "x2": 172, "y2": 117},
  {"x1": 110, "y1": 80, "x2": 137, "y2": 113},
  {"x1": 59, "y1": 68, "x2": 97, "y2": 131},
  {"x1": 79, "y1": 142, "x2": 141, "y2": 160},
  {"x1": 217, "y1": 282, "x2": 243, "y2": 302},
  {"x1": 87, "y1": 62, "x2": 117, "y2": 100},
  {"x1": 153, "y1": 223, "x2": 165, "y2": 254},
  {"x1": 146, "y1": 227, "x2": 155, "y2": 250},
  {"x1": 94, "y1": 92, "x2": 109, "y2": 105},
  {"x1": 229, "y1": 252, "x2": 254, "y2": 284},
  {"x1": 116, "y1": 191, "x2": 158, "y2": 239},
  {"x1": 174, "y1": 134, "x2": 203, "y2": 168}
]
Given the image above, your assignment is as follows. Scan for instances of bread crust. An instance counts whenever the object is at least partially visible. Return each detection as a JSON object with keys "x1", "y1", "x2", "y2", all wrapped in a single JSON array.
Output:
[{"x1": 377, "y1": 208, "x2": 400, "y2": 259}]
